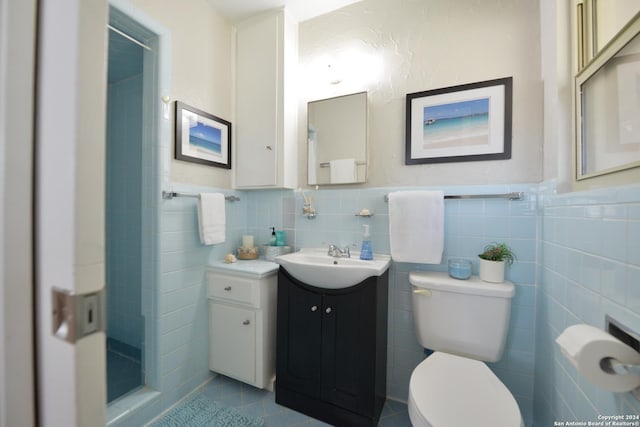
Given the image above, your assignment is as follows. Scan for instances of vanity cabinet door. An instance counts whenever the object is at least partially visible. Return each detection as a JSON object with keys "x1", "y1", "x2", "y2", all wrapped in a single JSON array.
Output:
[
  {"x1": 276, "y1": 273, "x2": 323, "y2": 398},
  {"x1": 321, "y1": 282, "x2": 377, "y2": 416},
  {"x1": 276, "y1": 268, "x2": 388, "y2": 427},
  {"x1": 209, "y1": 301, "x2": 256, "y2": 385}
]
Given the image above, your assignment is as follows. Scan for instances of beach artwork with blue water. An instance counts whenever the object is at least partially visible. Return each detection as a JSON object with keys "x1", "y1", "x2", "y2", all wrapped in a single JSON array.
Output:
[
  {"x1": 189, "y1": 121, "x2": 222, "y2": 155},
  {"x1": 422, "y1": 98, "x2": 489, "y2": 149}
]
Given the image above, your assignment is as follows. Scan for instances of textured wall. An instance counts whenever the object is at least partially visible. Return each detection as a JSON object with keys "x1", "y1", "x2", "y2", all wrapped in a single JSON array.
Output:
[
  {"x1": 298, "y1": 0, "x2": 543, "y2": 188},
  {"x1": 129, "y1": 0, "x2": 234, "y2": 188}
]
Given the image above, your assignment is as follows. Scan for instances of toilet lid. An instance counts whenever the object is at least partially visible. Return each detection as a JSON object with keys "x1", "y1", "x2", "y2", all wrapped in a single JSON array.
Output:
[{"x1": 409, "y1": 352, "x2": 522, "y2": 427}]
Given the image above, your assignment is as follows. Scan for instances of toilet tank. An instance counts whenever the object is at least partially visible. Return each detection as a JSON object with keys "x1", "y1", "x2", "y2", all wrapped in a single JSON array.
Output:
[{"x1": 409, "y1": 271, "x2": 515, "y2": 362}]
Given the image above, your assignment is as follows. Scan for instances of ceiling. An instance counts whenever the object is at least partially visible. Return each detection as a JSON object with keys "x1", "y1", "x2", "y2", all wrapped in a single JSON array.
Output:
[
  {"x1": 107, "y1": 0, "x2": 364, "y2": 84},
  {"x1": 206, "y1": 0, "x2": 363, "y2": 23}
]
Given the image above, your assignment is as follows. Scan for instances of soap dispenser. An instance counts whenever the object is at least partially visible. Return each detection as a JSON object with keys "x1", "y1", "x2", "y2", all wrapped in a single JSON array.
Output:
[
  {"x1": 269, "y1": 227, "x2": 277, "y2": 246},
  {"x1": 360, "y1": 224, "x2": 373, "y2": 260}
]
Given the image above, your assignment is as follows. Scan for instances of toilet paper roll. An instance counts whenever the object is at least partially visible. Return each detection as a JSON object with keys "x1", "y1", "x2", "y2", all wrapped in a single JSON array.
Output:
[{"x1": 556, "y1": 324, "x2": 640, "y2": 392}]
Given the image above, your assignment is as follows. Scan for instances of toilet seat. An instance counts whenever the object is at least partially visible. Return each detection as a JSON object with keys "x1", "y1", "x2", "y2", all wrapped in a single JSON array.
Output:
[{"x1": 408, "y1": 352, "x2": 523, "y2": 427}]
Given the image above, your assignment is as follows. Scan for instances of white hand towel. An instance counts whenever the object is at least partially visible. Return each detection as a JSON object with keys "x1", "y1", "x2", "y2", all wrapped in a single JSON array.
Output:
[
  {"x1": 329, "y1": 159, "x2": 357, "y2": 184},
  {"x1": 197, "y1": 193, "x2": 226, "y2": 245},
  {"x1": 388, "y1": 190, "x2": 444, "y2": 264}
]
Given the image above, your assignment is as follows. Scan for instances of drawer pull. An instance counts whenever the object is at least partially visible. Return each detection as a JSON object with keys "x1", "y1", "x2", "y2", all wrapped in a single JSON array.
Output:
[
  {"x1": 224, "y1": 286, "x2": 232, "y2": 291},
  {"x1": 311, "y1": 305, "x2": 318, "y2": 312},
  {"x1": 325, "y1": 307, "x2": 332, "y2": 314},
  {"x1": 242, "y1": 320, "x2": 251, "y2": 325}
]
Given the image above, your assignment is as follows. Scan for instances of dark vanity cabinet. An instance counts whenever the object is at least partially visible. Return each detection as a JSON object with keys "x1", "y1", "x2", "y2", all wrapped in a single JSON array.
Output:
[{"x1": 276, "y1": 267, "x2": 389, "y2": 427}]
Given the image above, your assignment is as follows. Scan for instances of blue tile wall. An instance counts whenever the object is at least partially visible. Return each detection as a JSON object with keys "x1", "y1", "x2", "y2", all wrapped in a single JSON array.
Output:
[
  {"x1": 122, "y1": 179, "x2": 640, "y2": 427},
  {"x1": 156, "y1": 185, "x2": 246, "y2": 405},
  {"x1": 534, "y1": 183, "x2": 640, "y2": 425},
  {"x1": 106, "y1": 74, "x2": 144, "y2": 350},
  {"x1": 112, "y1": 185, "x2": 247, "y2": 426},
  {"x1": 148, "y1": 185, "x2": 538, "y2": 427},
  {"x1": 285, "y1": 184, "x2": 537, "y2": 427}
]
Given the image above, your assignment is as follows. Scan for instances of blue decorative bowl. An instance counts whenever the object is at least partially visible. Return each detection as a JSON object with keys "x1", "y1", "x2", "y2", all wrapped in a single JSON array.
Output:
[{"x1": 448, "y1": 259, "x2": 472, "y2": 280}]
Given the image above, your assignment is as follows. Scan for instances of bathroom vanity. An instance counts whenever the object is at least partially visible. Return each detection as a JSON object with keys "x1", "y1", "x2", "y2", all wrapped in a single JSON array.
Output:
[
  {"x1": 206, "y1": 260, "x2": 279, "y2": 390},
  {"x1": 275, "y1": 266, "x2": 388, "y2": 427}
]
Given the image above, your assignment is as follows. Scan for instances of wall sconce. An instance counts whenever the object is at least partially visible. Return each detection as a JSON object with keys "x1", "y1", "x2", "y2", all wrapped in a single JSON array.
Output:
[{"x1": 162, "y1": 96, "x2": 171, "y2": 119}]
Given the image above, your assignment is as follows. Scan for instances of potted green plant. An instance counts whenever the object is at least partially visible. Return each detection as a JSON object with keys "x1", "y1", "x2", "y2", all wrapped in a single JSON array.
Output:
[{"x1": 478, "y1": 242, "x2": 515, "y2": 283}]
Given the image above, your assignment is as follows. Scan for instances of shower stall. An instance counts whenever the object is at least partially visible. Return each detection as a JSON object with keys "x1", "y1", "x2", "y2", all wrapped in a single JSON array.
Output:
[{"x1": 105, "y1": 9, "x2": 151, "y2": 403}]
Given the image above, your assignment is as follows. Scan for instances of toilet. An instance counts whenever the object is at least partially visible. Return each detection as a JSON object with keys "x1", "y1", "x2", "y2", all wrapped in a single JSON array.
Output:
[{"x1": 407, "y1": 271, "x2": 523, "y2": 427}]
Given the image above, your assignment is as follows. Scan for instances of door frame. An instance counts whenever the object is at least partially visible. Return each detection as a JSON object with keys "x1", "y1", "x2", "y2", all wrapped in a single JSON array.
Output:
[{"x1": 0, "y1": 0, "x2": 38, "y2": 425}]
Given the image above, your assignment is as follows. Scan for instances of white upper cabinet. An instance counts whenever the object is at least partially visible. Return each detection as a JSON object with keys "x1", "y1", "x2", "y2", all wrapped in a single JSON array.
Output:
[{"x1": 234, "y1": 9, "x2": 298, "y2": 189}]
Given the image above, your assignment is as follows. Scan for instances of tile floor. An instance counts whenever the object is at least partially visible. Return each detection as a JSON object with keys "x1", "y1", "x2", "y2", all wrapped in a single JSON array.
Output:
[{"x1": 200, "y1": 374, "x2": 412, "y2": 427}]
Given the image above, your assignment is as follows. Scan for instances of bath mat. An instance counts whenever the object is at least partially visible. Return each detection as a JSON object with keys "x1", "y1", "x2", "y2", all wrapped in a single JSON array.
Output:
[{"x1": 150, "y1": 393, "x2": 265, "y2": 427}]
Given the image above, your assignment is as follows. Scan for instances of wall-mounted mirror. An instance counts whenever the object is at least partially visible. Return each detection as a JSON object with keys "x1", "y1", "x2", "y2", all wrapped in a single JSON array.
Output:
[
  {"x1": 576, "y1": 12, "x2": 640, "y2": 179},
  {"x1": 308, "y1": 92, "x2": 367, "y2": 185}
]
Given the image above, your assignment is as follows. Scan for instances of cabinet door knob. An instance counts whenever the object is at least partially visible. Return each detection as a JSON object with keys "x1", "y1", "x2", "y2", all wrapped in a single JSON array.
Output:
[
  {"x1": 224, "y1": 286, "x2": 232, "y2": 291},
  {"x1": 325, "y1": 307, "x2": 332, "y2": 314},
  {"x1": 266, "y1": 145, "x2": 272, "y2": 151},
  {"x1": 242, "y1": 320, "x2": 250, "y2": 325},
  {"x1": 311, "y1": 305, "x2": 318, "y2": 312}
]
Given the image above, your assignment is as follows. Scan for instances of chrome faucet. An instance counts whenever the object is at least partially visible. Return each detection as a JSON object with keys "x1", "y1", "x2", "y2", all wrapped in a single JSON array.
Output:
[{"x1": 328, "y1": 244, "x2": 350, "y2": 258}]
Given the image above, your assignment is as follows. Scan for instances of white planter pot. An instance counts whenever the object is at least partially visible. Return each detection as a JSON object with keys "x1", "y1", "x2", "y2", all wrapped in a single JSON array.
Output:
[{"x1": 478, "y1": 258, "x2": 505, "y2": 283}]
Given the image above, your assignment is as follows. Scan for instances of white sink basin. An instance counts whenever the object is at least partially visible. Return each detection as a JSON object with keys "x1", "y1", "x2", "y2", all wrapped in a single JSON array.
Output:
[{"x1": 275, "y1": 248, "x2": 391, "y2": 289}]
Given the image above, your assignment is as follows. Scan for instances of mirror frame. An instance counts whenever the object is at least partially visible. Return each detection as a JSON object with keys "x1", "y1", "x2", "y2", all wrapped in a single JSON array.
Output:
[
  {"x1": 307, "y1": 91, "x2": 368, "y2": 185},
  {"x1": 576, "y1": 11, "x2": 640, "y2": 180}
]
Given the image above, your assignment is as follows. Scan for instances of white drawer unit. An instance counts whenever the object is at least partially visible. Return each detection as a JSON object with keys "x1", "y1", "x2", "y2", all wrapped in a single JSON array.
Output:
[
  {"x1": 206, "y1": 260, "x2": 278, "y2": 390},
  {"x1": 208, "y1": 274, "x2": 257, "y2": 307}
]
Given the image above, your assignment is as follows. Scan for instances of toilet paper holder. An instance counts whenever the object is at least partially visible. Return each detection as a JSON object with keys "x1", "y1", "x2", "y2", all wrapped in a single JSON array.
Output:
[
  {"x1": 556, "y1": 317, "x2": 640, "y2": 397},
  {"x1": 602, "y1": 316, "x2": 640, "y2": 377},
  {"x1": 600, "y1": 357, "x2": 640, "y2": 376}
]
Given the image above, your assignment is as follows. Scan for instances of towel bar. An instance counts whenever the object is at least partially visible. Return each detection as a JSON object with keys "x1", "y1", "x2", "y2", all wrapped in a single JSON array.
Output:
[
  {"x1": 162, "y1": 190, "x2": 240, "y2": 201},
  {"x1": 384, "y1": 192, "x2": 523, "y2": 202}
]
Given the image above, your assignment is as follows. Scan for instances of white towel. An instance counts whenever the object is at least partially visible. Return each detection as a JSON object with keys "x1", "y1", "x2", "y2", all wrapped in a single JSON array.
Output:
[
  {"x1": 329, "y1": 159, "x2": 357, "y2": 184},
  {"x1": 388, "y1": 190, "x2": 444, "y2": 264},
  {"x1": 197, "y1": 193, "x2": 226, "y2": 245}
]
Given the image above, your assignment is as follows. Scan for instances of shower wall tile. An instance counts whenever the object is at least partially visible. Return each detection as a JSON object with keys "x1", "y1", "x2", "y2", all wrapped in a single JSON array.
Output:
[{"x1": 106, "y1": 74, "x2": 144, "y2": 350}]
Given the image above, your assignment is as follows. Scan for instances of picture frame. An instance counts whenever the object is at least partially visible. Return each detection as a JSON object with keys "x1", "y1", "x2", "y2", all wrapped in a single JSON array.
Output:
[
  {"x1": 175, "y1": 101, "x2": 231, "y2": 169},
  {"x1": 405, "y1": 77, "x2": 512, "y2": 165}
]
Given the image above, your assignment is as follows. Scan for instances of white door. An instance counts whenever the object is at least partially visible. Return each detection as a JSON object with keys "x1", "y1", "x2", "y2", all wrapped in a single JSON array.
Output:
[
  {"x1": 35, "y1": 0, "x2": 108, "y2": 426},
  {"x1": 0, "y1": 0, "x2": 37, "y2": 425}
]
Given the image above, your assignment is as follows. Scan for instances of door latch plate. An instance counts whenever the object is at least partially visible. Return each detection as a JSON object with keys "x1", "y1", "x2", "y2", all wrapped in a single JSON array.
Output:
[{"x1": 52, "y1": 287, "x2": 105, "y2": 343}]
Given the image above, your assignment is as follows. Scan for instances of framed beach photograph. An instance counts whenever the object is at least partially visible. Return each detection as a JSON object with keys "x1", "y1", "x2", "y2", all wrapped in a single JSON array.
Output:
[
  {"x1": 175, "y1": 101, "x2": 231, "y2": 169},
  {"x1": 405, "y1": 77, "x2": 512, "y2": 165}
]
